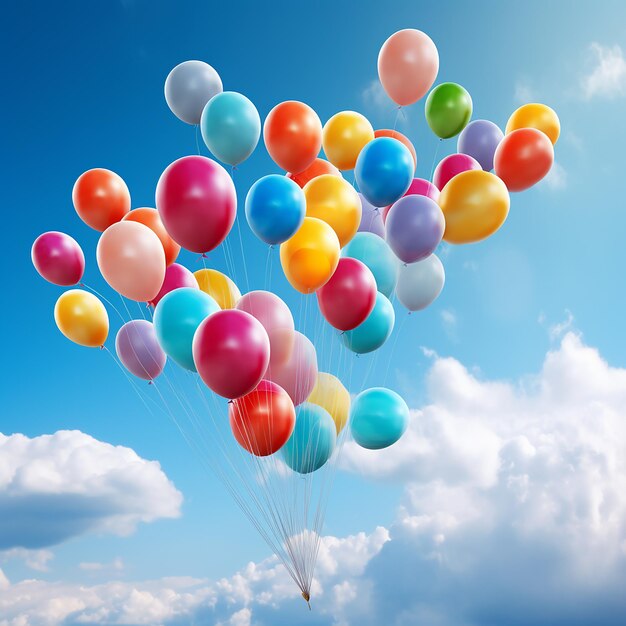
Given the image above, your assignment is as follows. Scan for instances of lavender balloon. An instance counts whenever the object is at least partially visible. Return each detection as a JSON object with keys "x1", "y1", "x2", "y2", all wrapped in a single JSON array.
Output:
[
  {"x1": 386, "y1": 195, "x2": 445, "y2": 264},
  {"x1": 457, "y1": 120, "x2": 504, "y2": 171},
  {"x1": 116, "y1": 320, "x2": 166, "y2": 381},
  {"x1": 357, "y1": 193, "x2": 385, "y2": 238}
]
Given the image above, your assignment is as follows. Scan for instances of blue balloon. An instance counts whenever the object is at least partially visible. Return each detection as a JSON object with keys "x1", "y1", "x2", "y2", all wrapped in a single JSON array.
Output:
[
  {"x1": 342, "y1": 291, "x2": 395, "y2": 354},
  {"x1": 342, "y1": 232, "x2": 398, "y2": 298},
  {"x1": 200, "y1": 91, "x2": 261, "y2": 166},
  {"x1": 245, "y1": 175, "x2": 306, "y2": 245},
  {"x1": 153, "y1": 288, "x2": 219, "y2": 371},
  {"x1": 355, "y1": 137, "x2": 414, "y2": 207},
  {"x1": 350, "y1": 387, "x2": 409, "y2": 450},
  {"x1": 282, "y1": 403, "x2": 337, "y2": 474}
]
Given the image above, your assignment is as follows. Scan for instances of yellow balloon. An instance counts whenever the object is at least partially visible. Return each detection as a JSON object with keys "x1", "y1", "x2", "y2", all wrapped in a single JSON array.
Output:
[
  {"x1": 280, "y1": 217, "x2": 340, "y2": 293},
  {"x1": 322, "y1": 111, "x2": 374, "y2": 170},
  {"x1": 308, "y1": 372, "x2": 350, "y2": 434},
  {"x1": 506, "y1": 103, "x2": 560, "y2": 145},
  {"x1": 439, "y1": 170, "x2": 510, "y2": 244},
  {"x1": 54, "y1": 289, "x2": 109, "y2": 348},
  {"x1": 194, "y1": 269, "x2": 241, "y2": 309},
  {"x1": 303, "y1": 174, "x2": 361, "y2": 247}
]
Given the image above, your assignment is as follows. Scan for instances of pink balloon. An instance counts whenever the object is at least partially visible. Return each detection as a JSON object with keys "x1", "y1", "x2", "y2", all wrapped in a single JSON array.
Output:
[
  {"x1": 156, "y1": 155, "x2": 237, "y2": 254},
  {"x1": 193, "y1": 309, "x2": 270, "y2": 399},
  {"x1": 236, "y1": 291, "x2": 295, "y2": 368},
  {"x1": 96, "y1": 221, "x2": 166, "y2": 302},
  {"x1": 383, "y1": 178, "x2": 440, "y2": 223},
  {"x1": 31, "y1": 231, "x2": 85, "y2": 286},
  {"x1": 433, "y1": 153, "x2": 481, "y2": 191},
  {"x1": 377, "y1": 29, "x2": 439, "y2": 106},
  {"x1": 265, "y1": 331, "x2": 317, "y2": 406},
  {"x1": 149, "y1": 263, "x2": 198, "y2": 307}
]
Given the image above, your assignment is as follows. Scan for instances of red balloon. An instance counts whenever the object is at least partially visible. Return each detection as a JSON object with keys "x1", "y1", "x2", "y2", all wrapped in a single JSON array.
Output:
[
  {"x1": 494, "y1": 128, "x2": 554, "y2": 192},
  {"x1": 149, "y1": 263, "x2": 198, "y2": 307},
  {"x1": 433, "y1": 153, "x2": 481, "y2": 191},
  {"x1": 317, "y1": 258, "x2": 377, "y2": 331},
  {"x1": 31, "y1": 231, "x2": 85, "y2": 286},
  {"x1": 286, "y1": 158, "x2": 340, "y2": 188},
  {"x1": 229, "y1": 380, "x2": 296, "y2": 456},
  {"x1": 156, "y1": 156, "x2": 237, "y2": 254},
  {"x1": 382, "y1": 178, "x2": 440, "y2": 223},
  {"x1": 374, "y1": 129, "x2": 417, "y2": 167},
  {"x1": 193, "y1": 309, "x2": 270, "y2": 399}
]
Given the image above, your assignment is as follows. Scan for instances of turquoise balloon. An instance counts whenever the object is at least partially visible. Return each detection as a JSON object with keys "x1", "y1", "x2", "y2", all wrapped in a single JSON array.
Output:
[
  {"x1": 341, "y1": 232, "x2": 398, "y2": 298},
  {"x1": 200, "y1": 91, "x2": 261, "y2": 166},
  {"x1": 350, "y1": 387, "x2": 409, "y2": 450},
  {"x1": 342, "y1": 292, "x2": 395, "y2": 354},
  {"x1": 282, "y1": 403, "x2": 336, "y2": 474},
  {"x1": 153, "y1": 287, "x2": 219, "y2": 371}
]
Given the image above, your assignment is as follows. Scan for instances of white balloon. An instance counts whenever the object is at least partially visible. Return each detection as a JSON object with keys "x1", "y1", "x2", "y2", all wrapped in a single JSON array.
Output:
[{"x1": 396, "y1": 254, "x2": 445, "y2": 311}]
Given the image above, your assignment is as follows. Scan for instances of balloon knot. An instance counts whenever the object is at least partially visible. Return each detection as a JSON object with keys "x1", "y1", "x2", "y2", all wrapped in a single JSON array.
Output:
[
  {"x1": 78, "y1": 282, "x2": 85, "y2": 287},
  {"x1": 147, "y1": 301, "x2": 153, "y2": 308},
  {"x1": 148, "y1": 380, "x2": 153, "y2": 385},
  {"x1": 100, "y1": 345, "x2": 105, "y2": 350},
  {"x1": 228, "y1": 399, "x2": 234, "y2": 405}
]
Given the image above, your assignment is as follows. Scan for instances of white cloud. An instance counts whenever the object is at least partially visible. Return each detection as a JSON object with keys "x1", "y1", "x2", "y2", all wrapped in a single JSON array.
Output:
[
  {"x1": 79, "y1": 557, "x2": 125, "y2": 573},
  {"x1": 548, "y1": 309, "x2": 575, "y2": 340},
  {"x1": 514, "y1": 80, "x2": 535, "y2": 103},
  {"x1": 582, "y1": 43, "x2": 626, "y2": 99},
  {"x1": 1, "y1": 548, "x2": 54, "y2": 573},
  {"x1": 542, "y1": 161, "x2": 567, "y2": 190},
  {"x1": 361, "y1": 79, "x2": 390, "y2": 111}
]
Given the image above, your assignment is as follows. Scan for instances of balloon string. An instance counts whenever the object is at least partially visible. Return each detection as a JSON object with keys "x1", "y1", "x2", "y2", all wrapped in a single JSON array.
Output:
[
  {"x1": 195, "y1": 124, "x2": 201, "y2": 155},
  {"x1": 429, "y1": 138, "x2": 443, "y2": 182}
]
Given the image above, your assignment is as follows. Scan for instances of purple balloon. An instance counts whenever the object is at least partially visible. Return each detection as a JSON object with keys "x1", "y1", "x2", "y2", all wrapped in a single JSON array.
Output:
[
  {"x1": 457, "y1": 120, "x2": 504, "y2": 171},
  {"x1": 116, "y1": 320, "x2": 166, "y2": 381},
  {"x1": 149, "y1": 263, "x2": 198, "y2": 307},
  {"x1": 382, "y1": 178, "x2": 440, "y2": 223},
  {"x1": 31, "y1": 231, "x2": 85, "y2": 286},
  {"x1": 357, "y1": 193, "x2": 385, "y2": 238},
  {"x1": 386, "y1": 195, "x2": 445, "y2": 264}
]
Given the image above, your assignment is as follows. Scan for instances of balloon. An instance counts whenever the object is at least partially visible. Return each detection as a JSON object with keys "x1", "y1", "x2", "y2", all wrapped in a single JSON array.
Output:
[
  {"x1": 245, "y1": 175, "x2": 306, "y2": 245},
  {"x1": 357, "y1": 193, "x2": 385, "y2": 238},
  {"x1": 382, "y1": 178, "x2": 440, "y2": 223},
  {"x1": 153, "y1": 287, "x2": 220, "y2": 371},
  {"x1": 342, "y1": 292, "x2": 395, "y2": 354},
  {"x1": 425, "y1": 83, "x2": 473, "y2": 139},
  {"x1": 122, "y1": 208, "x2": 180, "y2": 266},
  {"x1": 237, "y1": 290, "x2": 295, "y2": 368},
  {"x1": 31, "y1": 232, "x2": 85, "y2": 286},
  {"x1": 200, "y1": 91, "x2": 261, "y2": 166},
  {"x1": 355, "y1": 138, "x2": 414, "y2": 208},
  {"x1": 115, "y1": 320, "x2": 166, "y2": 381},
  {"x1": 164, "y1": 60, "x2": 222, "y2": 125},
  {"x1": 494, "y1": 128, "x2": 554, "y2": 192},
  {"x1": 433, "y1": 153, "x2": 481, "y2": 191},
  {"x1": 265, "y1": 331, "x2": 318, "y2": 406},
  {"x1": 264, "y1": 101, "x2": 322, "y2": 174},
  {"x1": 374, "y1": 129, "x2": 417, "y2": 167},
  {"x1": 322, "y1": 111, "x2": 374, "y2": 171},
  {"x1": 229, "y1": 380, "x2": 296, "y2": 457},
  {"x1": 96, "y1": 221, "x2": 166, "y2": 302},
  {"x1": 317, "y1": 257, "x2": 377, "y2": 331},
  {"x1": 439, "y1": 170, "x2": 510, "y2": 244},
  {"x1": 54, "y1": 289, "x2": 108, "y2": 348},
  {"x1": 307, "y1": 373, "x2": 350, "y2": 434},
  {"x1": 457, "y1": 120, "x2": 504, "y2": 171},
  {"x1": 506, "y1": 103, "x2": 560, "y2": 145},
  {"x1": 155, "y1": 155, "x2": 237, "y2": 254},
  {"x1": 193, "y1": 309, "x2": 270, "y2": 399},
  {"x1": 303, "y1": 175, "x2": 361, "y2": 247},
  {"x1": 286, "y1": 158, "x2": 341, "y2": 188},
  {"x1": 377, "y1": 29, "x2": 439, "y2": 106},
  {"x1": 149, "y1": 263, "x2": 198, "y2": 307},
  {"x1": 194, "y1": 268, "x2": 241, "y2": 309},
  {"x1": 396, "y1": 254, "x2": 445, "y2": 311},
  {"x1": 341, "y1": 232, "x2": 398, "y2": 298},
  {"x1": 73, "y1": 168, "x2": 130, "y2": 232},
  {"x1": 350, "y1": 387, "x2": 409, "y2": 450},
  {"x1": 281, "y1": 403, "x2": 336, "y2": 474},
  {"x1": 385, "y1": 195, "x2": 445, "y2": 264},
  {"x1": 280, "y1": 217, "x2": 340, "y2": 293}
]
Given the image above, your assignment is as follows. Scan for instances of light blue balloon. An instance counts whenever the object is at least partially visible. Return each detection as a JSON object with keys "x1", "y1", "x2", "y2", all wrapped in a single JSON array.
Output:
[
  {"x1": 200, "y1": 91, "x2": 261, "y2": 166},
  {"x1": 282, "y1": 403, "x2": 336, "y2": 474},
  {"x1": 350, "y1": 387, "x2": 409, "y2": 450},
  {"x1": 342, "y1": 291, "x2": 395, "y2": 354},
  {"x1": 153, "y1": 287, "x2": 220, "y2": 371},
  {"x1": 342, "y1": 232, "x2": 398, "y2": 298},
  {"x1": 396, "y1": 254, "x2": 445, "y2": 311}
]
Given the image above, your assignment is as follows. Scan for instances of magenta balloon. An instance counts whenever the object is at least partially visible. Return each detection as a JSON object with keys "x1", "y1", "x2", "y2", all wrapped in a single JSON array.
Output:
[
  {"x1": 382, "y1": 178, "x2": 440, "y2": 223},
  {"x1": 149, "y1": 263, "x2": 198, "y2": 307},
  {"x1": 432, "y1": 153, "x2": 481, "y2": 191},
  {"x1": 236, "y1": 290, "x2": 295, "y2": 368},
  {"x1": 193, "y1": 309, "x2": 270, "y2": 399},
  {"x1": 357, "y1": 193, "x2": 385, "y2": 238},
  {"x1": 156, "y1": 155, "x2": 237, "y2": 254},
  {"x1": 265, "y1": 331, "x2": 318, "y2": 406},
  {"x1": 115, "y1": 320, "x2": 166, "y2": 381},
  {"x1": 31, "y1": 231, "x2": 85, "y2": 286}
]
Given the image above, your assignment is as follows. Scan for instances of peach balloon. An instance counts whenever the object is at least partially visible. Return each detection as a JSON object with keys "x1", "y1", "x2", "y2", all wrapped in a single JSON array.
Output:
[{"x1": 122, "y1": 207, "x2": 181, "y2": 266}]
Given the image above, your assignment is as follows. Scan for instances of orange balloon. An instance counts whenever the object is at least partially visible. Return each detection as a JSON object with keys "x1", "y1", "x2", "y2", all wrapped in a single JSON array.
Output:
[
  {"x1": 72, "y1": 168, "x2": 131, "y2": 231},
  {"x1": 263, "y1": 101, "x2": 322, "y2": 174},
  {"x1": 123, "y1": 208, "x2": 180, "y2": 266},
  {"x1": 374, "y1": 129, "x2": 417, "y2": 167},
  {"x1": 286, "y1": 158, "x2": 341, "y2": 188}
]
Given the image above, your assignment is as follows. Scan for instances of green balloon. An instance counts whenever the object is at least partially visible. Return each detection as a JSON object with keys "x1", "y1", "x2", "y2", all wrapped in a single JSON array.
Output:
[{"x1": 425, "y1": 83, "x2": 473, "y2": 139}]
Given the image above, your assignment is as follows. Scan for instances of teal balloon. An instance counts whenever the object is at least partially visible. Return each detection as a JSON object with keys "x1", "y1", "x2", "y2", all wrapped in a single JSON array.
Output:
[
  {"x1": 200, "y1": 91, "x2": 261, "y2": 166},
  {"x1": 350, "y1": 387, "x2": 409, "y2": 450},
  {"x1": 282, "y1": 403, "x2": 336, "y2": 474},
  {"x1": 341, "y1": 232, "x2": 398, "y2": 298},
  {"x1": 342, "y1": 291, "x2": 394, "y2": 354},
  {"x1": 425, "y1": 83, "x2": 473, "y2": 139},
  {"x1": 153, "y1": 287, "x2": 219, "y2": 371}
]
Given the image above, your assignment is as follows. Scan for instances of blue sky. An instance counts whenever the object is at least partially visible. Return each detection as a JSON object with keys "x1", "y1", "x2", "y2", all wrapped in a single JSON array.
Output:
[{"x1": 3, "y1": 0, "x2": 626, "y2": 624}]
